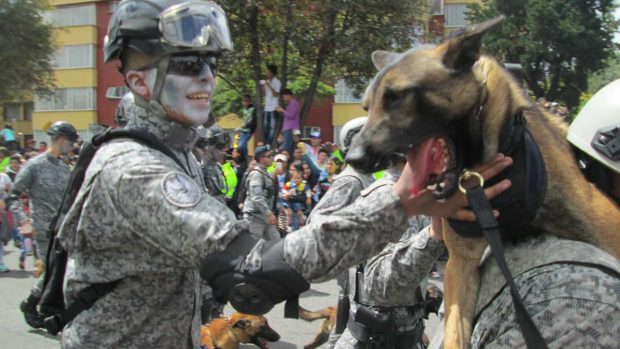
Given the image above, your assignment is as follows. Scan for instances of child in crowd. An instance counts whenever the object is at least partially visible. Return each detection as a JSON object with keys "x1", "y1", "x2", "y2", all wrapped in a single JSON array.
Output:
[{"x1": 282, "y1": 171, "x2": 311, "y2": 231}]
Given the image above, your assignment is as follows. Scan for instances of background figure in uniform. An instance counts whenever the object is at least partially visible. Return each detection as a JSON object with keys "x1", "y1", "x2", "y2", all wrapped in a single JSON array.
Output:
[
  {"x1": 198, "y1": 124, "x2": 230, "y2": 205},
  {"x1": 9, "y1": 121, "x2": 77, "y2": 329},
  {"x1": 242, "y1": 146, "x2": 279, "y2": 240},
  {"x1": 115, "y1": 91, "x2": 135, "y2": 127},
  {"x1": 261, "y1": 64, "x2": 281, "y2": 147},
  {"x1": 336, "y1": 162, "x2": 444, "y2": 349}
]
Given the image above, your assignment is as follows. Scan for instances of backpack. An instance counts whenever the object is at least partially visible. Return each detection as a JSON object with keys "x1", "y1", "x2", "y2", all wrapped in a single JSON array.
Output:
[{"x1": 39, "y1": 128, "x2": 188, "y2": 335}]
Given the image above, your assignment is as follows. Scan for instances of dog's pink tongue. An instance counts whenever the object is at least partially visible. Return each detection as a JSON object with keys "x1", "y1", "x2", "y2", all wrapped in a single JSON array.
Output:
[{"x1": 407, "y1": 137, "x2": 445, "y2": 195}]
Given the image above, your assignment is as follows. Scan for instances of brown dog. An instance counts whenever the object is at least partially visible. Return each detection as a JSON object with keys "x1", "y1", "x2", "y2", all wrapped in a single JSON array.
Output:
[
  {"x1": 200, "y1": 312, "x2": 280, "y2": 349},
  {"x1": 298, "y1": 305, "x2": 337, "y2": 349},
  {"x1": 346, "y1": 17, "x2": 620, "y2": 349}
]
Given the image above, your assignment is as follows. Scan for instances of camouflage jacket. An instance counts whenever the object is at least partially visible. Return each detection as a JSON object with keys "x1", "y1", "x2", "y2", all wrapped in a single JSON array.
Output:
[
  {"x1": 470, "y1": 234, "x2": 620, "y2": 348},
  {"x1": 242, "y1": 165, "x2": 276, "y2": 219},
  {"x1": 58, "y1": 107, "x2": 240, "y2": 349},
  {"x1": 284, "y1": 170, "x2": 410, "y2": 283},
  {"x1": 201, "y1": 159, "x2": 227, "y2": 204},
  {"x1": 9, "y1": 152, "x2": 71, "y2": 234}
]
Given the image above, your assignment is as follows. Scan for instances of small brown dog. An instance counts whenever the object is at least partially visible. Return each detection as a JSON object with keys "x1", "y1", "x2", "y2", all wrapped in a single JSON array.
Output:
[
  {"x1": 298, "y1": 305, "x2": 337, "y2": 349},
  {"x1": 200, "y1": 312, "x2": 280, "y2": 349}
]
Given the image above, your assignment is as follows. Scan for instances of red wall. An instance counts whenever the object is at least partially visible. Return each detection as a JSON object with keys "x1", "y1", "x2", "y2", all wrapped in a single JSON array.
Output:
[
  {"x1": 301, "y1": 95, "x2": 334, "y2": 142},
  {"x1": 96, "y1": 1, "x2": 125, "y2": 126}
]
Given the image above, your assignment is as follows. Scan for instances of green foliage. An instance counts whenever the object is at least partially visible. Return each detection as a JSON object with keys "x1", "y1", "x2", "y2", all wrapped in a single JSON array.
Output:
[
  {"x1": 588, "y1": 51, "x2": 620, "y2": 93},
  {"x1": 467, "y1": 0, "x2": 618, "y2": 108},
  {"x1": 217, "y1": 0, "x2": 427, "y2": 118},
  {"x1": 0, "y1": 0, "x2": 55, "y2": 101}
]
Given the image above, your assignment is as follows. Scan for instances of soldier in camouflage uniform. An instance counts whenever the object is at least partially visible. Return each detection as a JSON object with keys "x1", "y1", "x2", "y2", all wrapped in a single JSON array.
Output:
[
  {"x1": 197, "y1": 124, "x2": 229, "y2": 205},
  {"x1": 10, "y1": 121, "x2": 77, "y2": 329},
  {"x1": 337, "y1": 166, "x2": 444, "y2": 349},
  {"x1": 242, "y1": 146, "x2": 279, "y2": 240}
]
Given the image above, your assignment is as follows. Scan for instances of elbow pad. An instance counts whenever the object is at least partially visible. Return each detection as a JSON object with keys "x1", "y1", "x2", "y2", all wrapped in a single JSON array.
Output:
[{"x1": 200, "y1": 234, "x2": 309, "y2": 317}]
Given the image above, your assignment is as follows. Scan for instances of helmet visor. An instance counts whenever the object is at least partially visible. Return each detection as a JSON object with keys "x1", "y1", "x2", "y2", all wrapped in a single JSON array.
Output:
[{"x1": 159, "y1": 2, "x2": 233, "y2": 51}]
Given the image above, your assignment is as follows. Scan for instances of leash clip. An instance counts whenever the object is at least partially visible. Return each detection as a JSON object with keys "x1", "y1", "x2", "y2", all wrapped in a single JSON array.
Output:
[{"x1": 458, "y1": 170, "x2": 484, "y2": 194}]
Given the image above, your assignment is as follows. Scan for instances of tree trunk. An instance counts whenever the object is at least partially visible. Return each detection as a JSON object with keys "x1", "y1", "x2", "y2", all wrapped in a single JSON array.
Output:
[
  {"x1": 248, "y1": 1, "x2": 264, "y2": 143},
  {"x1": 299, "y1": 3, "x2": 337, "y2": 128},
  {"x1": 272, "y1": 0, "x2": 295, "y2": 148}
]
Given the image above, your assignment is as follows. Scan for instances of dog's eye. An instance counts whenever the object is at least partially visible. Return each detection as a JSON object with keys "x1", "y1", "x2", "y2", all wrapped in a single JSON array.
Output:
[
  {"x1": 382, "y1": 88, "x2": 413, "y2": 109},
  {"x1": 362, "y1": 105, "x2": 369, "y2": 112}
]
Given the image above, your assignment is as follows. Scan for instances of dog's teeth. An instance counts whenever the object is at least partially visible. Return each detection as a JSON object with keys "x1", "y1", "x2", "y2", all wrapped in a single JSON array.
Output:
[
  {"x1": 427, "y1": 183, "x2": 438, "y2": 191},
  {"x1": 439, "y1": 181, "x2": 445, "y2": 188},
  {"x1": 442, "y1": 165, "x2": 447, "y2": 172},
  {"x1": 438, "y1": 138, "x2": 446, "y2": 147}
]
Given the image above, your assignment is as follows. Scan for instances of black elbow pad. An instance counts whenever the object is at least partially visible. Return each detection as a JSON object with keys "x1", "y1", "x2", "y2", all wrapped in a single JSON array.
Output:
[{"x1": 201, "y1": 234, "x2": 309, "y2": 317}]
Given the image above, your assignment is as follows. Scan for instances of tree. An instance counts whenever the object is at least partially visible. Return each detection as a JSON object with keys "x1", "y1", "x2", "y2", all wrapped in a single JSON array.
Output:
[
  {"x1": 217, "y1": 0, "x2": 426, "y2": 144},
  {"x1": 0, "y1": 0, "x2": 55, "y2": 102},
  {"x1": 467, "y1": 0, "x2": 618, "y2": 108}
]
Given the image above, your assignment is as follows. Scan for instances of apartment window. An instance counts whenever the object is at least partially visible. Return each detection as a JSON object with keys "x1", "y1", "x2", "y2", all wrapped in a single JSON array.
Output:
[
  {"x1": 54, "y1": 45, "x2": 95, "y2": 68},
  {"x1": 35, "y1": 88, "x2": 95, "y2": 111},
  {"x1": 50, "y1": 4, "x2": 95, "y2": 27},
  {"x1": 430, "y1": 0, "x2": 444, "y2": 15},
  {"x1": 3, "y1": 103, "x2": 20, "y2": 121},
  {"x1": 335, "y1": 80, "x2": 363, "y2": 104},
  {"x1": 445, "y1": 3, "x2": 468, "y2": 28}
]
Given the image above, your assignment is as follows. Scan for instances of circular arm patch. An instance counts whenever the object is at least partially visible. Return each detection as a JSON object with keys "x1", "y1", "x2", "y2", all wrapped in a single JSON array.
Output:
[{"x1": 161, "y1": 172, "x2": 202, "y2": 207}]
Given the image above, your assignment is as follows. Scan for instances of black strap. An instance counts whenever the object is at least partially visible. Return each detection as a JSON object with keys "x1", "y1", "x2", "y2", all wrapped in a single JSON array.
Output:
[{"x1": 466, "y1": 185, "x2": 548, "y2": 348}]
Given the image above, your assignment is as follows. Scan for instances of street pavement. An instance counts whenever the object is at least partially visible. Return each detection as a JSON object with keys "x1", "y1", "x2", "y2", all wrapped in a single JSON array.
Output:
[{"x1": 0, "y1": 242, "x2": 444, "y2": 349}]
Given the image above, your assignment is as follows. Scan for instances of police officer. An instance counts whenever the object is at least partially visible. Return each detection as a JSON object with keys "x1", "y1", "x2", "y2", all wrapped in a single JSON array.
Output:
[
  {"x1": 242, "y1": 145, "x2": 279, "y2": 240},
  {"x1": 11, "y1": 121, "x2": 77, "y2": 329}
]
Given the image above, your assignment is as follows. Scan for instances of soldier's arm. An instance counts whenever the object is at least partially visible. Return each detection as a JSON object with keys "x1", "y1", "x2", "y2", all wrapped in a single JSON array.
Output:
[
  {"x1": 6, "y1": 159, "x2": 35, "y2": 225},
  {"x1": 308, "y1": 175, "x2": 364, "y2": 218},
  {"x1": 247, "y1": 172, "x2": 271, "y2": 217},
  {"x1": 284, "y1": 182, "x2": 409, "y2": 282},
  {"x1": 112, "y1": 158, "x2": 241, "y2": 267},
  {"x1": 363, "y1": 221, "x2": 444, "y2": 301}
]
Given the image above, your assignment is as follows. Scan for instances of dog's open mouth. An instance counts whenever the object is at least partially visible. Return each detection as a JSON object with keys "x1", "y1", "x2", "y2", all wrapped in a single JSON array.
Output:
[
  {"x1": 251, "y1": 337, "x2": 270, "y2": 349},
  {"x1": 407, "y1": 136, "x2": 458, "y2": 199}
]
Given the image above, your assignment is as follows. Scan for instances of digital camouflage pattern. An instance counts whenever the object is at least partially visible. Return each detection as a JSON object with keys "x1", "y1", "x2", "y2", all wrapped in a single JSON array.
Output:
[
  {"x1": 470, "y1": 234, "x2": 620, "y2": 348},
  {"x1": 242, "y1": 165, "x2": 279, "y2": 240},
  {"x1": 201, "y1": 159, "x2": 227, "y2": 204},
  {"x1": 58, "y1": 107, "x2": 241, "y2": 349},
  {"x1": 9, "y1": 152, "x2": 71, "y2": 265}
]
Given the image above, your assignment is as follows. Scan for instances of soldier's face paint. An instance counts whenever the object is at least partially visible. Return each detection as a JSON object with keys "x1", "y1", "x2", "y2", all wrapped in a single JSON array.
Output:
[{"x1": 159, "y1": 61, "x2": 216, "y2": 126}]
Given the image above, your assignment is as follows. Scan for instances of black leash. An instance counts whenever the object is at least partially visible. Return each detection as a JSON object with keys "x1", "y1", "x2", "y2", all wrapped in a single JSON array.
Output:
[{"x1": 459, "y1": 171, "x2": 548, "y2": 349}]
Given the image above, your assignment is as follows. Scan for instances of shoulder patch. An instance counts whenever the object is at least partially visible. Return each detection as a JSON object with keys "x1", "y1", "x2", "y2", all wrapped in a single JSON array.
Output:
[{"x1": 161, "y1": 172, "x2": 202, "y2": 207}]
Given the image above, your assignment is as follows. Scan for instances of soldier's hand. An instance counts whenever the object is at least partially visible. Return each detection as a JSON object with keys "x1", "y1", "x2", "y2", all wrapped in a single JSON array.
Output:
[{"x1": 395, "y1": 154, "x2": 513, "y2": 220}]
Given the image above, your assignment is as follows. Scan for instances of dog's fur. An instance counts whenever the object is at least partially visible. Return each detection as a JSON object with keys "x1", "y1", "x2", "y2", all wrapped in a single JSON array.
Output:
[
  {"x1": 347, "y1": 17, "x2": 620, "y2": 349},
  {"x1": 200, "y1": 313, "x2": 280, "y2": 349},
  {"x1": 298, "y1": 305, "x2": 337, "y2": 349}
]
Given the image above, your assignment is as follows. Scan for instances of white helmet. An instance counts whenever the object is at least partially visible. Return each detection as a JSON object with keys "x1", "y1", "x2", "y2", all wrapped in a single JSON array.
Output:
[
  {"x1": 567, "y1": 79, "x2": 620, "y2": 174},
  {"x1": 339, "y1": 116, "x2": 368, "y2": 152}
]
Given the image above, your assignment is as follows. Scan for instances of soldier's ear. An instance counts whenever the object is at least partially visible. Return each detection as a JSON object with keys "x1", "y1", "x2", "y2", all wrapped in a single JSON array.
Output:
[
  {"x1": 125, "y1": 70, "x2": 153, "y2": 100},
  {"x1": 440, "y1": 16, "x2": 504, "y2": 72}
]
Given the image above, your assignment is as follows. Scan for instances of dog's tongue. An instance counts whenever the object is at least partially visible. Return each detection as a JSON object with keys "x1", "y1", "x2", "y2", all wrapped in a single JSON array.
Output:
[{"x1": 407, "y1": 137, "x2": 446, "y2": 195}]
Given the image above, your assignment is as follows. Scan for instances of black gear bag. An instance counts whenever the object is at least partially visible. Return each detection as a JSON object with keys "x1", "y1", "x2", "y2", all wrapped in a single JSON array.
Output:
[{"x1": 39, "y1": 128, "x2": 188, "y2": 335}]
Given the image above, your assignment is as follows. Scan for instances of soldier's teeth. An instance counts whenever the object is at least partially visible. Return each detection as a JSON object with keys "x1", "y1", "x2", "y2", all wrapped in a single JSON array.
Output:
[{"x1": 427, "y1": 183, "x2": 438, "y2": 191}]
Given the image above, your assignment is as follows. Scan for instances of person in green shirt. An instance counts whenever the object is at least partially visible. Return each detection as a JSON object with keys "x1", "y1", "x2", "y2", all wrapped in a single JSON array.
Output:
[{"x1": 0, "y1": 147, "x2": 11, "y2": 173}]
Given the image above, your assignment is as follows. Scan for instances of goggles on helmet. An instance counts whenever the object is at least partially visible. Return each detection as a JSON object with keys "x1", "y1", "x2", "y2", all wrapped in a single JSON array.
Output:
[{"x1": 158, "y1": 1, "x2": 233, "y2": 51}]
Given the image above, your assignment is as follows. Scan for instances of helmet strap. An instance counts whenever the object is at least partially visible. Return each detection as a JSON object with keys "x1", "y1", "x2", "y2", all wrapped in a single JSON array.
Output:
[{"x1": 146, "y1": 55, "x2": 171, "y2": 119}]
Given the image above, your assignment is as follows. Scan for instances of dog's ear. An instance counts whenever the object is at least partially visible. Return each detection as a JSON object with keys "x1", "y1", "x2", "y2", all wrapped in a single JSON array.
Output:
[
  {"x1": 233, "y1": 319, "x2": 251, "y2": 329},
  {"x1": 441, "y1": 16, "x2": 504, "y2": 72},
  {"x1": 372, "y1": 50, "x2": 399, "y2": 70}
]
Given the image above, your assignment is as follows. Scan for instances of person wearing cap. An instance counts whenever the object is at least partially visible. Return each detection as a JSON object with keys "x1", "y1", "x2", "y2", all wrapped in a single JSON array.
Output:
[
  {"x1": 308, "y1": 130, "x2": 322, "y2": 161},
  {"x1": 242, "y1": 146, "x2": 279, "y2": 240},
  {"x1": 7, "y1": 121, "x2": 77, "y2": 328}
]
